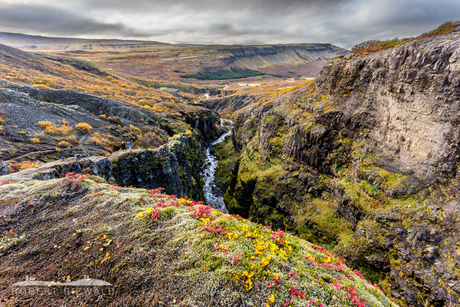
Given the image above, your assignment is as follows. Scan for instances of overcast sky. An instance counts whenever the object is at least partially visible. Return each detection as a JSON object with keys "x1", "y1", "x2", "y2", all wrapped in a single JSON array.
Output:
[{"x1": 0, "y1": 0, "x2": 459, "y2": 49}]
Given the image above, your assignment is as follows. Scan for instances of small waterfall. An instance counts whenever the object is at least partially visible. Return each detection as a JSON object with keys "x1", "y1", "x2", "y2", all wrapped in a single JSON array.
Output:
[{"x1": 202, "y1": 119, "x2": 233, "y2": 213}]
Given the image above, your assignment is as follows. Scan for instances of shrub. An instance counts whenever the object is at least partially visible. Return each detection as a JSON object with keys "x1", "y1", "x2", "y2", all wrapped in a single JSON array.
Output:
[
  {"x1": 75, "y1": 123, "x2": 93, "y2": 134},
  {"x1": 136, "y1": 132, "x2": 164, "y2": 148},
  {"x1": 130, "y1": 124, "x2": 142, "y2": 134},
  {"x1": 107, "y1": 116, "x2": 122, "y2": 124},
  {"x1": 55, "y1": 147, "x2": 62, "y2": 153},
  {"x1": 90, "y1": 132, "x2": 117, "y2": 149},
  {"x1": 59, "y1": 119, "x2": 70, "y2": 126},
  {"x1": 44, "y1": 125, "x2": 73, "y2": 136},
  {"x1": 30, "y1": 138, "x2": 40, "y2": 143},
  {"x1": 0, "y1": 126, "x2": 3, "y2": 131},
  {"x1": 19, "y1": 160, "x2": 42, "y2": 171},
  {"x1": 351, "y1": 22, "x2": 457, "y2": 57},
  {"x1": 66, "y1": 135, "x2": 78, "y2": 144},
  {"x1": 38, "y1": 121, "x2": 52, "y2": 128},
  {"x1": 0, "y1": 118, "x2": 6, "y2": 125},
  {"x1": 419, "y1": 21, "x2": 456, "y2": 38},
  {"x1": 185, "y1": 130, "x2": 192, "y2": 137},
  {"x1": 19, "y1": 131, "x2": 26, "y2": 135},
  {"x1": 58, "y1": 141, "x2": 72, "y2": 148},
  {"x1": 99, "y1": 114, "x2": 107, "y2": 119},
  {"x1": 36, "y1": 131, "x2": 48, "y2": 140},
  {"x1": 351, "y1": 38, "x2": 404, "y2": 56}
]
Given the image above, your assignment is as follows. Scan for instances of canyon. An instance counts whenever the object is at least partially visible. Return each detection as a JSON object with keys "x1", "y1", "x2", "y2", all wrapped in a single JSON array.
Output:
[{"x1": 0, "y1": 23, "x2": 459, "y2": 306}]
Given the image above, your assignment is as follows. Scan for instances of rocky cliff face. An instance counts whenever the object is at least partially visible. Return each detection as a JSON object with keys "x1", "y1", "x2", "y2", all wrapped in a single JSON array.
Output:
[
  {"x1": 220, "y1": 44, "x2": 347, "y2": 66},
  {"x1": 215, "y1": 44, "x2": 347, "y2": 77},
  {"x1": 214, "y1": 28, "x2": 460, "y2": 306},
  {"x1": 0, "y1": 80, "x2": 165, "y2": 160},
  {"x1": 0, "y1": 78, "x2": 223, "y2": 201},
  {"x1": 201, "y1": 94, "x2": 261, "y2": 118},
  {"x1": 111, "y1": 109, "x2": 221, "y2": 199},
  {"x1": 314, "y1": 33, "x2": 460, "y2": 179},
  {"x1": 0, "y1": 108, "x2": 220, "y2": 200}
]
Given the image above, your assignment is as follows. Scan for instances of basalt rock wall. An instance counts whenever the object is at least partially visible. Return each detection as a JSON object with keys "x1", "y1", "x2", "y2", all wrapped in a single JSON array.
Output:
[{"x1": 216, "y1": 28, "x2": 460, "y2": 306}]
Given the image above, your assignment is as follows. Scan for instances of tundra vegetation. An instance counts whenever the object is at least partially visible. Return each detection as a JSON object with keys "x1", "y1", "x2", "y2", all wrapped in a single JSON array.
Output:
[{"x1": 0, "y1": 176, "x2": 397, "y2": 306}]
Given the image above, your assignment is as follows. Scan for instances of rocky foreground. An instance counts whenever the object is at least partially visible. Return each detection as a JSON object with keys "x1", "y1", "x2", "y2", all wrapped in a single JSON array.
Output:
[{"x1": 0, "y1": 176, "x2": 396, "y2": 306}]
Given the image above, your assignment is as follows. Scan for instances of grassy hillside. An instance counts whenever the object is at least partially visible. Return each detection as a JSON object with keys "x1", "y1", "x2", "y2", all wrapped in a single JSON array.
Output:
[
  {"x1": 0, "y1": 176, "x2": 397, "y2": 306},
  {"x1": 0, "y1": 43, "x2": 193, "y2": 109}
]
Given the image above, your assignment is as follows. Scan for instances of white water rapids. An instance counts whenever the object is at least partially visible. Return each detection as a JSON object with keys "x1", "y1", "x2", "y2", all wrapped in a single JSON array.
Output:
[{"x1": 201, "y1": 119, "x2": 233, "y2": 213}]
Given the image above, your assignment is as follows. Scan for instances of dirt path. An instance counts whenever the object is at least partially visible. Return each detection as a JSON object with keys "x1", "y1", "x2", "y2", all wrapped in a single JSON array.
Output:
[
  {"x1": 0, "y1": 158, "x2": 73, "y2": 181},
  {"x1": 107, "y1": 148, "x2": 145, "y2": 161}
]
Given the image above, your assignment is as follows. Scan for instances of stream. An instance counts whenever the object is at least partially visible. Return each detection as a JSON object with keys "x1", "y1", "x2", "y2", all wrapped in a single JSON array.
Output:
[{"x1": 202, "y1": 119, "x2": 233, "y2": 213}]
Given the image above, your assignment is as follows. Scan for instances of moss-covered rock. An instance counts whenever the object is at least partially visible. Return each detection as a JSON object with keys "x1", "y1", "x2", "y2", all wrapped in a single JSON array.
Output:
[
  {"x1": 212, "y1": 28, "x2": 460, "y2": 306},
  {"x1": 0, "y1": 177, "x2": 397, "y2": 306}
]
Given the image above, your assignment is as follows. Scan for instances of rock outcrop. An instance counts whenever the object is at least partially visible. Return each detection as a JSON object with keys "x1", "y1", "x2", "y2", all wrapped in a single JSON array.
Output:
[
  {"x1": 0, "y1": 156, "x2": 112, "y2": 181},
  {"x1": 314, "y1": 31, "x2": 460, "y2": 179},
  {"x1": 112, "y1": 134, "x2": 205, "y2": 199},
  {"x1": 0, "y1": 177, "x2": 397, "y2": 306},
  {"x1": 218, "y1": 44, "x2": 348, "y2": 76},
  {"x1": 201, "y1": 94, "x2": 261, "y2": 117},
  {"x1": 111, "y1": 109, "x2": 221, "y2": 199},
  {"x1": 214, "y1": 27, "x2": 460, "y2": 306}
]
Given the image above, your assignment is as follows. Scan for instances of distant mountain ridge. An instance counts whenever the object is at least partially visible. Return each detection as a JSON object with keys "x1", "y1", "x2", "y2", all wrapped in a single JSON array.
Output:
[
  {"x1": 0, "y1": 31, "x2": 347, "y2": 79},
  {"x1": 0, "y1": 31, "x2": 175, "y2": 51}
]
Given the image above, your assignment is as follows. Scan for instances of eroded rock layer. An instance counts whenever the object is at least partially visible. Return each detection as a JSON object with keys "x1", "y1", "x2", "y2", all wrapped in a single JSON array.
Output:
[{"x1": 214, "y1": 27, "x2": 460, "y2": 306}]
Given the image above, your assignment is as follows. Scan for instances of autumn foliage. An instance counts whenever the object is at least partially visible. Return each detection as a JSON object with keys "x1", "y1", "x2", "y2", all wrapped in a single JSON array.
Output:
[
  {"x1": 136, "y1": 131, "x2": 164, "y2": 148},
  {"x1": 351, "y1": 21, "x2": 457, "y2": 57},
  {"x1": 37, "y1": 121, "x2": 52, "y2": 128},
  {"x1": 44, "y1": 124, "x2": 73, "y2": 136},
  {"x1": 75, "y1": 123, "x2": 93, "y2": 134}
]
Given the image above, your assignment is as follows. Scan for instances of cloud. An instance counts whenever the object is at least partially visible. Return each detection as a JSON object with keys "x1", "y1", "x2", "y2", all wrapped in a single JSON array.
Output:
[
  {"x1": 0, "y1": 0, "x2": 459, "y2": 48},
  {"x1": 328, "y1": 0, "x2": 460, "y2": 47},
  {"x1": 0, "y1": 3, "x2": 147, "y2": 37}
]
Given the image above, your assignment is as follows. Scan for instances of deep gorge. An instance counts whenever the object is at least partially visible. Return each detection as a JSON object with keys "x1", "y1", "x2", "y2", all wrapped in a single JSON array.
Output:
[{"x1": 211, "y1": 29, "x2": 460, "y2": 306}]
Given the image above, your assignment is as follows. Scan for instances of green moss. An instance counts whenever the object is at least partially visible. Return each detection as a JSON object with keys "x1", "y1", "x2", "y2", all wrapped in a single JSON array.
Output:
[
  {"x1": 212, "y1": 137, "x2": 239, "y2": 190},
  {"x1": 160, "y1": 207, "x2": 176, "y2": 220},
  {"x1": 377, "y1": 169, "x2": 408, "y2": 188}
]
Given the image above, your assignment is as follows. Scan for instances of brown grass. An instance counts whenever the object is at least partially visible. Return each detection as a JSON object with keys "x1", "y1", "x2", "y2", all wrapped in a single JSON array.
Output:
[
  {"x1": 89, "y1": 132, "x2": 118, "y2": 150},
  {"x1": 136, "y1": 131, "x2": 164, "y2": 148},
  {"x1": 66, "y1": 135, "x2": 79, "y2": 144}
]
